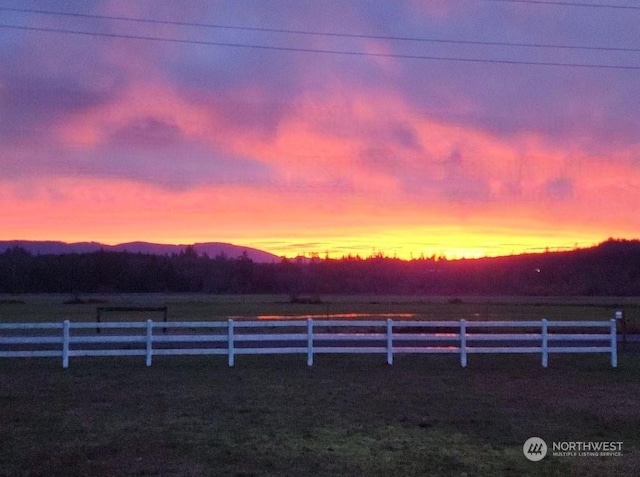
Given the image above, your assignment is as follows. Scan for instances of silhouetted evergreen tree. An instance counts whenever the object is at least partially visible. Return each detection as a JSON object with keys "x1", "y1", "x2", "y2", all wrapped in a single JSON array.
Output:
[{"x1": 1, "y1": 239, "x2": 639, "y2": 296}]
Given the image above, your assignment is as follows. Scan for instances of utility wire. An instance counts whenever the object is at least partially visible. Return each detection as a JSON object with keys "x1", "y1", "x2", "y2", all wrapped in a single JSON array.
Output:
[
  {"x1": 0, "y1": 6, "x2": 638, "y2": 53},
  {"x1": 2, "y1": 24, "x2": 639, "y2": 71},
  {"x1": 484, "y1": 0, "x2": 640, "y2": 10}
]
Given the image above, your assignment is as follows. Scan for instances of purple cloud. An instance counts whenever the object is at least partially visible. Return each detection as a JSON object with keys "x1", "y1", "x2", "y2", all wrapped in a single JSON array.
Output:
[{"x1": 1, "y1": 0, "x2": 639, "y2": 253}]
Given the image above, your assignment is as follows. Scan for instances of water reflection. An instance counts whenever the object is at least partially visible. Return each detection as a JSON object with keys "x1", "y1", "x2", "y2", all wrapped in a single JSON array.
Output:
[{"x1": 258, "y1": 313, "x2": 417, "y2": 320}]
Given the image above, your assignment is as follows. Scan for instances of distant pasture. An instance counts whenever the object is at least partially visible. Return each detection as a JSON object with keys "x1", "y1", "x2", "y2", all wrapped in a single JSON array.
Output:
[{"x1": 0, "y1": 294, "x2": 637, "y2": 331}]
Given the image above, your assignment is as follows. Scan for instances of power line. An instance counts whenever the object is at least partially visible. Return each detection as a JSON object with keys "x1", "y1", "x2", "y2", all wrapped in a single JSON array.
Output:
[
  {"x1": 1, "y1": 6, "x2": 638, "y2": 53},
  {"x1": 1, "y1": 23, "x2": 639, "y2": 71},
  {"x1": 484, "y1": 0, "x2": 640, "y2": 9}
]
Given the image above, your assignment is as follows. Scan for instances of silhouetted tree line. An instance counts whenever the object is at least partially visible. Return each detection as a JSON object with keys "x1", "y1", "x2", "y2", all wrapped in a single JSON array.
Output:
[{"x1": 1, "y1": 239, "x2": 639, "y2": 296}]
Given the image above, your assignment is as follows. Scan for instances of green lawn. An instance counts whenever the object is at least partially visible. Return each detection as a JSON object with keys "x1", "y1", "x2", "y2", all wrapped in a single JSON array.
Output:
[{"x1": 1, "y1": 352, "x2": 638, "y2": 476}]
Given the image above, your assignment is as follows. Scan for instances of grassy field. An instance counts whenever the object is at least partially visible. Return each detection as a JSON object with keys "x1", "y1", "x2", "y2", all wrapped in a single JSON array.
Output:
[
  {"x1": 1, "y1": 353, "x2": 639, "y2": 476},
  {"x1": 1, "y1": 294, "x2": 639, "y2": 476},
  {"x1": 1, "y1": 293, "x2": 638, "y2": 326}
]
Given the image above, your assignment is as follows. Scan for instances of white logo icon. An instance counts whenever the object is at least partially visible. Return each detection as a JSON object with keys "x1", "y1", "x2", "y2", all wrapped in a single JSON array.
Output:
[{"x1": 523, "y1": 437, "x2": 548, "y2": 461}]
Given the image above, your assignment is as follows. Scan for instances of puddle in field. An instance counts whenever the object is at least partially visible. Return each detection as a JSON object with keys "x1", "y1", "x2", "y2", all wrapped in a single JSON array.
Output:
[{"x1": 258, "y1": 313, "x2": 417, "y2": 320}]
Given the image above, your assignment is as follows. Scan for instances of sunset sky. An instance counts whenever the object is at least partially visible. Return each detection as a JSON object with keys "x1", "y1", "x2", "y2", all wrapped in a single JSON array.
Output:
[{"x1": 1, "y1": 1, "x2": 639, "y2": 259}]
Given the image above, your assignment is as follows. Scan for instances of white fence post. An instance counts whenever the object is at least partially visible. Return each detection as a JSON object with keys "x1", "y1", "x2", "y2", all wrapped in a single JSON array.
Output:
[
  {"x1": 62, "y1": 320, "x2": 70, "y2": 369},
  {"x1": 460, "y1": 319, "x2": 467, "y2": 368},
  {"x1": 145, "y1": 319, "x2": 153, "y2": 367},
  {"x1": 228, "y1": 319, "x2": 235, "y2": 367},
  {"x1": 610, "y1": 319, "x2": 618, "y2": 368},
  {"x1": 386, "y1": 318, "x2": 393, "y2": 365},
  {"x1": 541, "y1": 318, "x2": 548, "y2": 368},
  {"x1": 307, "y1": 318, "x2": 314, "y2": 366}
]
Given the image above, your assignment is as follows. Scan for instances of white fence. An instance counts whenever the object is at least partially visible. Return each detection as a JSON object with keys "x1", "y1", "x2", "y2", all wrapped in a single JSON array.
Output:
[{"x1": 0, "y1": 318, "x2": 618, "y2": 368}]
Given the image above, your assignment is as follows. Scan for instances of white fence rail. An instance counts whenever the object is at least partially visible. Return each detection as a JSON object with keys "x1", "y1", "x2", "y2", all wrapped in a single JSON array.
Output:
[{"x1": 0, "y1": 318, "x2": 618, "y2": 368}]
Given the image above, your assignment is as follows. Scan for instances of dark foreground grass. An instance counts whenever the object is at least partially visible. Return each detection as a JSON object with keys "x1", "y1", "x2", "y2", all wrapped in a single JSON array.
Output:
[{"x1": 1, "y1": 352, "x2": 639, "y2": 477}]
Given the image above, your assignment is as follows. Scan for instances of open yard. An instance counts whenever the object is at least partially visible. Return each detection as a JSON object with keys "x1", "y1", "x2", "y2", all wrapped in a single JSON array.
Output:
[
  {"x1": 1, "y1": 353, "x2": 639, "y2": 476},
  {"x1": 1, "y1": 294, "x2": 639, "y2": 476}
]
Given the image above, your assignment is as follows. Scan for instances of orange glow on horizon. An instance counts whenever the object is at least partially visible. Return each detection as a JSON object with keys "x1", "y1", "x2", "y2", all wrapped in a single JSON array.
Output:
[
  {"x1": 242, "y1": 229, "x2": 606, "y2": 260},
  {"x1": 0, "y1": 174, "x2": 631, "y2": 261}
]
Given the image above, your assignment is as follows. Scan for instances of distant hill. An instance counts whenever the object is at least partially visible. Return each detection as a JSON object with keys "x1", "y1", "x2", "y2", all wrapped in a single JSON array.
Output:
[{"x1": 0, "y1": 240, "x2": 280, "y2": 263}]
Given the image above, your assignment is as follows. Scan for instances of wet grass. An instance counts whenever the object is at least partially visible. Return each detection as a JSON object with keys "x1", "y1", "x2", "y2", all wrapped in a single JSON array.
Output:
[
  {"x1": 1, "y1": 293, "x2": 638, "y2": 326},
  {"x1": 1, "y1": 352, "x2": 639, "y2": 476},
  {"x1": 1, "y1": 294, "x2": 638, "y2": 475}
]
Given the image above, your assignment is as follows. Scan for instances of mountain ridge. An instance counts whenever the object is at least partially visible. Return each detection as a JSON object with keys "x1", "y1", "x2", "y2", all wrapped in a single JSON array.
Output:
[{"x1": 0, "y1": 240, "x2": 280, "y2": 263}]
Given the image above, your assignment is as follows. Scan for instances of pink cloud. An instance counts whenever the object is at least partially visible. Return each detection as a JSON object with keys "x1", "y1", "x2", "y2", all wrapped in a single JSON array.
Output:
[{"x1": 1, "y1": 0, "x2": 639, "y2": 257}]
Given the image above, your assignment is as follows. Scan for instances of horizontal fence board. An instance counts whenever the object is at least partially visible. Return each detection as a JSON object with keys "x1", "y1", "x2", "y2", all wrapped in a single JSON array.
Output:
[
  {"x1": 69, "y1": 349, "x2": 147, "y2": 357},
  {"x1": 392, "y1": 333, "x2": 459, "y2": 341},
  {"x1": 465, "y1": 321, "x2": 543, "y2": 327},
  {"x1": 0, "y1": 336, "x2": 63, "y2": 344},
  {"x1": 152, "y1": 348, "x2": 228, "y2": 356},
  {"x1": 393, "y1": 347, "x2": 460, "y2": 354},
  {"x1": 314, "y1": 320, "x2": 388, "y2": 327},
  {"x1": 152, "y1": 335, "x2": 228, "y2": 343},
  {"x1": 233, "y1": 320, "x2": 307, "y2": 328},
  {"x1": 314, "y1": 346, "x2": 387, "y2": 354},
  {"x1": 234, "y1": 333, "x2": 308, "y2": 341},
  {"x1": 467, "y1": 347, "x2": 542, "y2": 354},
  {"x1": 465, "y1": 333, "x2": 542, "y2": 341},
  {"x1": 548, "y1": 347, "x2": 612, "y2": 353},
  {"x1": 547, "y1": 321, "x2": 611, "y2": 327},
  {"x1": 0, "y1": 350, "x2": 61, "y2": 357},
  {"x1": 157, "y1": 321, "x2": 228, "y2": 328},
  {"x1": 72, "y1": 322, "x2": 147, "y2": 329},
  {"x1": 0, "y1": 323, "x2": 62, "y2": 330},
  {"x1": 313, "y1": 333, "x2": 386, "y2": 341},
  {"x1": 233, "y1": 347, "x2": 308, "y2": 355},
  {"x1": 547, "y1": 334, "x2": 610, "y2": 340},
  {"x1": 69, "y1": 336, "x2": 146, "y2": 344},
  {"x1": 393, "y1": 320, "x2": 462, "y2": 327}
]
